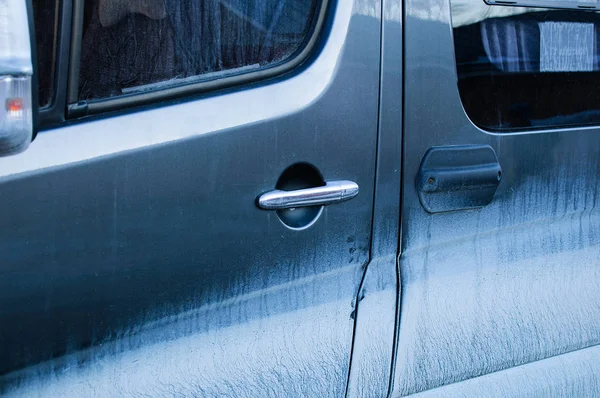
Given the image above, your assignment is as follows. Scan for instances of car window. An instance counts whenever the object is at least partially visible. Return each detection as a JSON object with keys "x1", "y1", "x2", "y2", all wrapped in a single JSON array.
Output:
[
  {"x1": 451, "y1": 1, "x2": 600, "y2": 131},
  {"x1": 77, "y1": 0, "x2": 321, "y2": 102},
  {"x1": 32, "y1": 0, "x2": 59, "y2": 108}
]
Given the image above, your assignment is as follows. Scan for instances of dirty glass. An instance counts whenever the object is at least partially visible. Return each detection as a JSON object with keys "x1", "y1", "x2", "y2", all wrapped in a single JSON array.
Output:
[
  {"x1": 32, "y1": 0, "x2": 59, "y2": 108},
  {"x1": 451, "y1": 1, "x2": 600, "y2": 130},
  {"x1": 78, "y1": 0, "x2": 320, "y2": 101}
]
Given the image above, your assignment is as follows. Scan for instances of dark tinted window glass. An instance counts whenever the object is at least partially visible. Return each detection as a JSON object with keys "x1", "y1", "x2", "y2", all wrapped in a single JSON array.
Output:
[
  {"x1": 33, "y1": 0, "x2": 59, "y2": 108},
  {"x1": 452, "y1": 3, "x2": 600, "y2": 131},
  {"x1": 78, "y1": 0, "x2": 320, "y2": 101}
]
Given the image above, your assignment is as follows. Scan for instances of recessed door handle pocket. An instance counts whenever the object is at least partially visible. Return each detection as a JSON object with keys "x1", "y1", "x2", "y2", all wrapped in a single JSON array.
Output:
[{"x1": 257, "y1": 180, "x2": 359, "y2": 210}]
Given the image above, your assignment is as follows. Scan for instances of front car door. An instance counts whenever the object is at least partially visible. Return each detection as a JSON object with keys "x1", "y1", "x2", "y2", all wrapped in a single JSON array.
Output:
[{"x1": 0, "y1": 0, "x2": 385, "y2": 396}]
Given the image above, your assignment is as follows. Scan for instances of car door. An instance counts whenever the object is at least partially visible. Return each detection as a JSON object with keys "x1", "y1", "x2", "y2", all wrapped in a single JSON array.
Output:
[
  {"x1": 393, "y1": 0, "x2": 600, "y2": 395},
  {"x1": 0, "y1": 0, "x2": 384, "y2": 396}
]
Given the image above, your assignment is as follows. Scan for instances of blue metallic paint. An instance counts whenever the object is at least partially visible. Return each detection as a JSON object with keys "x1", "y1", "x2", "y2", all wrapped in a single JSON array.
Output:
[
  {"x1": 2, "y1": 0, "x2": 599, "y2": 395},
  {"x1": 394, "y1": 0, "x2": 600, "y2": 395},
  {"x1": 0, "y1": 1, "x2": 387, "y2": 396}
]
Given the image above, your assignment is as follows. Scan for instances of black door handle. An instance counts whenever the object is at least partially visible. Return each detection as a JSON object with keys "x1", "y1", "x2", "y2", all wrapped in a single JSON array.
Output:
[{"x1": 416, "y1": 145, "x2": 502, "y2": 213}]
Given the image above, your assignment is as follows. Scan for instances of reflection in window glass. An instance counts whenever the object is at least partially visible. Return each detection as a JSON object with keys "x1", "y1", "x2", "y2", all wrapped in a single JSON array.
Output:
[
  {"x1": 33, "y1": 0, "x2": 59, "y2": 108},
  {"x1": 451, "y1": 2, "x2": 600, "y2": 130},
  {"x1": 78, "y1": 0, "x2": 320, "y2": 101}
]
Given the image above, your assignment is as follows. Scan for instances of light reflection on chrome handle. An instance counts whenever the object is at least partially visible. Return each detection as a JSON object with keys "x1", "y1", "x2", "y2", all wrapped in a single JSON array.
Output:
[{"x1": 257, "y1": 180, "x2": 359, "y2": 210}]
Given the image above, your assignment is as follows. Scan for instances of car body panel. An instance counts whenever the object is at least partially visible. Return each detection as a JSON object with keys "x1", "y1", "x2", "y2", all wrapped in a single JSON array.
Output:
[
  {"x1": 346, "y1": 0, "x2": 403, "y2": 396},
  {"x1": 2, "y1": 0, "x2": 600, "y2": 395},
  {"x1": 0, "y1": 1, "x2": 385, "y2": 396},
  {"x1": 393, "y1": 0, "x2": 600, "y2": 395}
]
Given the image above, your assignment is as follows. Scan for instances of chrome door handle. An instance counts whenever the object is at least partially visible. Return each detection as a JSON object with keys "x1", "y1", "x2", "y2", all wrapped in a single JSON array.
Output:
[{"x1": 257, "y1": 180, "x2": 359, "y2": 210}]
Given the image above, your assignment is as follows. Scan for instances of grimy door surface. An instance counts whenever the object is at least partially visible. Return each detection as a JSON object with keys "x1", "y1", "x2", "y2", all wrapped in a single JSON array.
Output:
[
  {"x1": 394, "y1": 0, "x2": 600, "y2": 395},
  {"x1": 0, "y1": 1, "x2": 384, "y2": 396}
]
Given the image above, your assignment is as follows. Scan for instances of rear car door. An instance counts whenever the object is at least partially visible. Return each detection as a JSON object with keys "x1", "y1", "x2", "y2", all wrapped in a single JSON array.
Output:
[
  {"x1": 0, "y1": 0, "x2": 383, "y2": 395},
  {"x1": 393, "y1": 0, "x2": 600, "y2": 395}
]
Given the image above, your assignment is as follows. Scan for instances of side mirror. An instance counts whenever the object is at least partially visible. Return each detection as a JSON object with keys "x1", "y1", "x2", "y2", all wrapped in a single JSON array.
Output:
[{"x1": 0, "y1": 0, "x2": 37, "y2": 157}]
